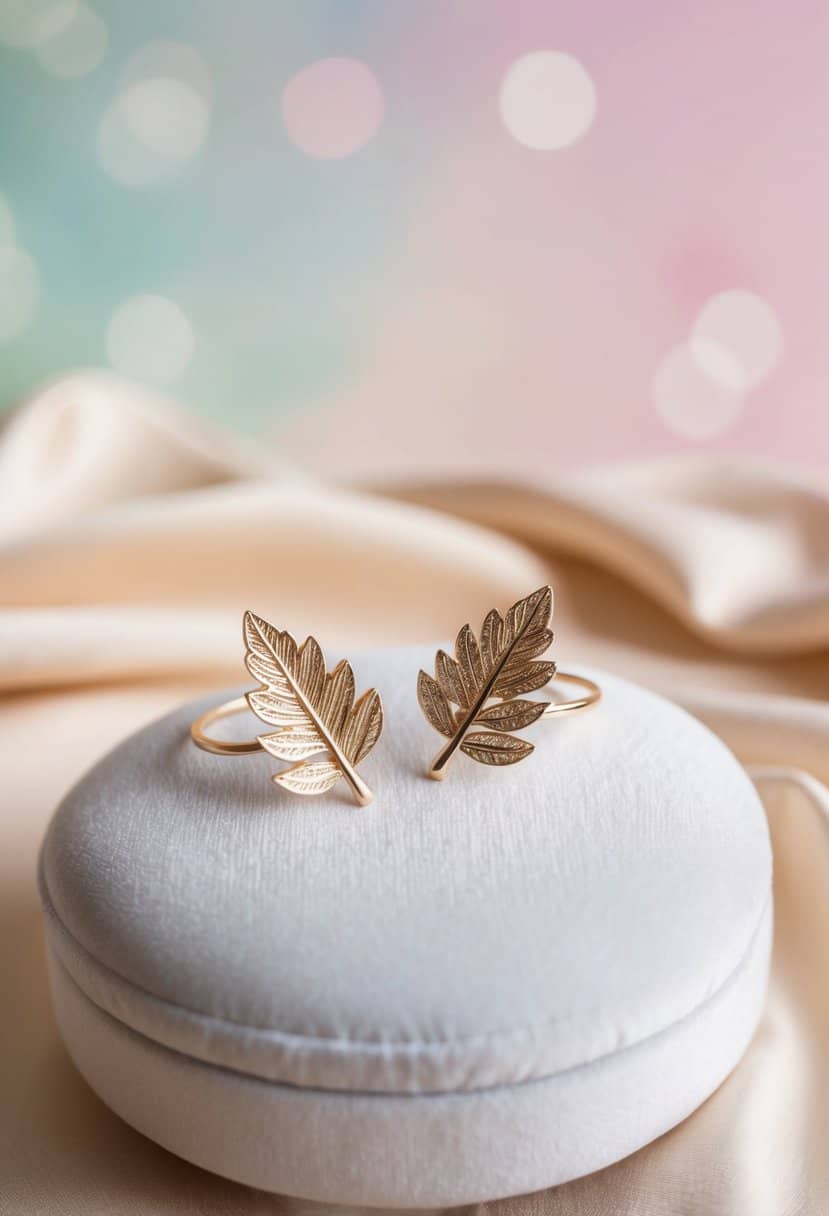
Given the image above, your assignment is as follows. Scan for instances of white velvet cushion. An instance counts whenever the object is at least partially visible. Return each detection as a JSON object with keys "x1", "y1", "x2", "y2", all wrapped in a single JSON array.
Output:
[{"x1": 39, "y1": 647, "x2": 772, "y2": 1206}]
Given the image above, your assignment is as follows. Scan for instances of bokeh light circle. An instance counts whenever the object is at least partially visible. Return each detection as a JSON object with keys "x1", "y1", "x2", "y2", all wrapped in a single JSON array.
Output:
[
  {"x1": 106, "y1": 293, "x2": 195, "y2": 384},
  {"x1": 688, "y1": 334, "x2": 748, "y2": 393},
  {"x1": 31, "y1": 0, "x2": 76, "y2": 43},
  {"x1": 691, "y1": 289, "x2": 783, "y2": 391},
  {"x1": 97, "y1": 41, "x2": 211, "y2": 188},
  {"x1": 653, "y1": 343, "x2": 746, "y2": 440},
  {"x1": 499, "y1": 50, "x2": 597, "y2": 150},
  {"x1": 120, "y1": 78, "x2": 208, "y2": 159},
  {"x1": 0, "y1": 246, "x2": 39, "y2": 341},
  {"x1": 281, "y1": 58, "x2": 384, "y2": 159},
  {"x1": 35, "y1": 1, "x2": 106, "y2": 78},
  {"x1": 0, "y1": 0, "x2": 62, "y2": 47}
]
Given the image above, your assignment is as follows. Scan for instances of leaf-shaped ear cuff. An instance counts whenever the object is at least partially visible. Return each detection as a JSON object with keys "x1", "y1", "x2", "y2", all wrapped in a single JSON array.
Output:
[
  {"x1": 417, "y1": 585, "x2": 600, "y2": 781},
  {"x1": 191, "y1": 612, "x2": 383, "y2": 806}
]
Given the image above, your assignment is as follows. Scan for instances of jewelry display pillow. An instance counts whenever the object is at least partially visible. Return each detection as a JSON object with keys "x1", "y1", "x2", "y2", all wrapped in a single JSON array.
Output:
[{"x1": 39, "y1": 647, "x2": 772, "y2": 1209}]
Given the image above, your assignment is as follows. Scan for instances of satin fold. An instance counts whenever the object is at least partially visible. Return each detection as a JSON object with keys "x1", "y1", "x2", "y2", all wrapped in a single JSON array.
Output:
[{"x1": 2, "y1": 372, "x2": 827, "y2": 1213}]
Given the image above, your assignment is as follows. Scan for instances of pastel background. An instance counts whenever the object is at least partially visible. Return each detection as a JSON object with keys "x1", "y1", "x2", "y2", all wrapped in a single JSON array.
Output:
[{"x1": 1, "y1": 0, "x2": 826, "y2": 479}]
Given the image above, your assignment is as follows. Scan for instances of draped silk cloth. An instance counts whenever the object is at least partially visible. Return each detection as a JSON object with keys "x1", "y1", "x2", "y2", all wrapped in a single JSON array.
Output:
[{"x1": 2, "y1": 372, "x2": 828, "y2": 1215}]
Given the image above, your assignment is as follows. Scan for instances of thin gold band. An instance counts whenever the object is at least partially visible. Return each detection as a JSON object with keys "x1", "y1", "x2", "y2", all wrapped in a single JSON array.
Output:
[
  {"x1": 192, "y1": 672, "x2": 600, "y2": 758},
  {"x1": 540, "y1": 671, "x2": 601, "y2": 716},
  {"x1": 191, "y1": 696, "x2": 261, "y2": 755}
]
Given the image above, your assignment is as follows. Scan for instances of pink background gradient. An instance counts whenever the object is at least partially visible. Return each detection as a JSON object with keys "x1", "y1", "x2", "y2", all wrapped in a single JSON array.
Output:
[
  {"x1": 277, "y1": 1, "x2": 829, "y2": 478},
  {"x1": 1, "y1": 1, "x2": 827, "y2": 478}
]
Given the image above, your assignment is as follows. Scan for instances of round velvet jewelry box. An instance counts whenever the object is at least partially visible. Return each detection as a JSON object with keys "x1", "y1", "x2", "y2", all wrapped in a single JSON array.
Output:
[{"x1": 39, "y1": 648, "x2": 772, "y2": 1209}]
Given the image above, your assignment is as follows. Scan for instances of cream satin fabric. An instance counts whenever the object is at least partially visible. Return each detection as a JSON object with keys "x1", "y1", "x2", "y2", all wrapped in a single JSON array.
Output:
[{"x1": 2, "y1": 371, "x2": 828, "y2": 1214}]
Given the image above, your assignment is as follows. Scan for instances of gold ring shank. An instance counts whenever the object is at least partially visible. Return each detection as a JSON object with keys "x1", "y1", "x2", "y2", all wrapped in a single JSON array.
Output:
[
  {"x1": 191, "y1": 696, "x2": 263, "y2": 756},
  {"x1": 192, "y1": 673, "x2": 599, "y2": 757},
  {"x1": 541, "y1": 671, "x2": 601, "y2": 716}
]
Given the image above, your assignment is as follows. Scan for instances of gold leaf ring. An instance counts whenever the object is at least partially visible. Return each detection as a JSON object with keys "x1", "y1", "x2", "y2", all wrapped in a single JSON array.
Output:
[
  {"x1": 191, "y1": 611, "x2": 383, "y2": 806},
  {"x1": 417, "y1": 585, "x2": 600, "y2": 780}
]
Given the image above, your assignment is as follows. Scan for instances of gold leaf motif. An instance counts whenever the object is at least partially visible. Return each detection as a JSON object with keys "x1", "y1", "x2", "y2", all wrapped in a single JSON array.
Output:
[
  {"x1": 459, "y1": 732, "x2": 534, "y2": 766},
  {"x1": 493, "y1": 659, "x2": 556, "y2": 700},
  {"x1": 435, "y1": 649, "x2": 469, "y2": 709},
  {"x1": 243, "y1": 611, "x2": 382, "y2": 806},
  {"x1": 259, "y1": 724, "x2": 322, "y2": 762},
  {"x1": 474, "y1": 699, "x2": 547, "y2": 732},
  {"x1": 419, "y1": 586, "x2": 555, "y2": 779},
  {"x1": 275, "y1": 760, "x2": 341, "y2": 796},
  {"x1": 342, "y1": 689, "x2": 384, "y2": 765},
  {"x1": 455, "y1": 624, "x2": 484, "y2": 702},
  {"x1": 417, "y1": 670, "x2": 455, "y2": 737},
  {"x1": 480, "y1": 609, "x2": 504, "y2": 669}
]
